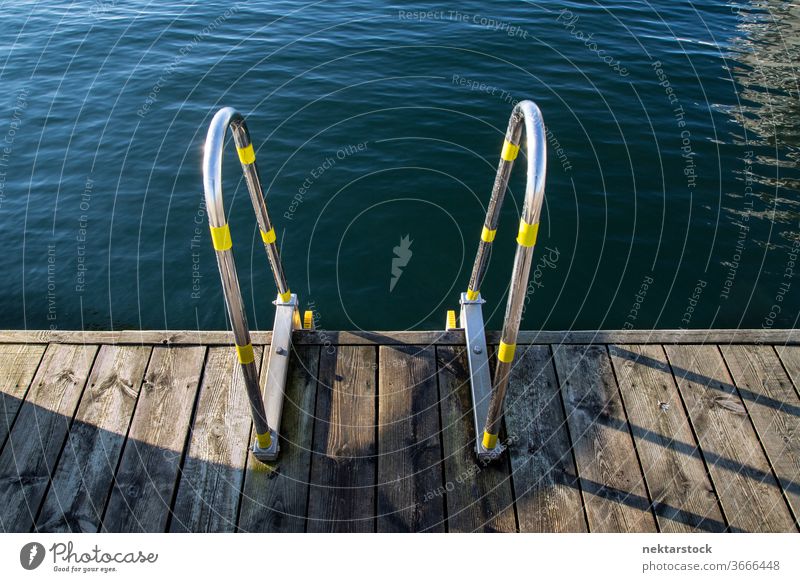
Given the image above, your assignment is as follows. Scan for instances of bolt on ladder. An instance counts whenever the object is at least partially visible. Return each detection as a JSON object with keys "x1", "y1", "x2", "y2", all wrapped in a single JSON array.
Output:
[
  {"x1": 202, "y1": 106, "x2": 313, "y2": 463},
  {"x1": 446, "y1": 100, "x2": 548, "y2": 463}
]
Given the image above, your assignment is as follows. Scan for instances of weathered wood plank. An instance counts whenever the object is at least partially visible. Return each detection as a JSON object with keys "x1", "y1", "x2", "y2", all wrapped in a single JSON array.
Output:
[
  {"x1": 553, "y1": 344, "x2": 657, "y2": 532},
  {"x1": 377, "y1": 345, "x2": 445, "y2": 532},
  {"x1": 307, "y1": 346, "x2": 377, "y2": 532},
  {"x1": 720, "y1": 345, "x2": 800, "y2": 526},
  {"x1": 436, "y1": 345, "x2": 516, "y2": 532},
  {"x1": 0, "y1": 344, "x2": 98, "y2": 532},
  {"x1": 774, "y1": 345, "x2": 800, "y2": 401},
  {"x1": 0, "y1": 328, "x2": 797, "y2": 346},
  {"x1": 664, "y1": 345, "x2": 796, "y2": 532},
  {"x1": 35, "y1": 345, "x2": 151, "y2": 532},
  {"x1": 504, "y1": 345, "x2": 587, "y2": 532},
  {"x1": 0, "y1": 330, "x2": 271, "y2": 346},
  {"x1": 609, "y1": 344, "x2": 726, "y2": 532},
  {"x1": 169, "y1": 346, "x2": 262, "y2": 532},
  {"x1": 238, "y1": 345, "x2": 320, "y2": 533},
  {"x1": 102, "y1": 346, "x2": 205, "y2": 532},
  {"x1": 0, "y1": 344, "x2": 46, "y2": 452}
]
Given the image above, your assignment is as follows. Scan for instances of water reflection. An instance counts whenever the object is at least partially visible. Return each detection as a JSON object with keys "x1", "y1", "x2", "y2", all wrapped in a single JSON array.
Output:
[{"x1": 725, "y1": 1, "x2": 800, "y2": 230}]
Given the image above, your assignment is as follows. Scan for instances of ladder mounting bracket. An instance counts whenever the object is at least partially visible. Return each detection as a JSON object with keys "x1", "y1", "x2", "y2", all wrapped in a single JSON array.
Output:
[
  {"x1": 460, "y1": 292, "x2": 495, "y2": 459},
  {"x1": 255, "y1": 293, "x2": 301, "y2": 462}
]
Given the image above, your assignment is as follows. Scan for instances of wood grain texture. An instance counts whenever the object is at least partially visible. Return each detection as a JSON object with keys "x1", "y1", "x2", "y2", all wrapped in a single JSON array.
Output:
[
  {"x1": 238, "y1": 345, "x2": 320, "y2": 532},
  {"x1": 0, "y1": 344, "x2": 98, "y2": 532},
  {"x1": 36, "y1": 345, "x2": 151, "y2": 532},
  {"x1": 377, "y1": 345, "x2": 444, "y2": 532},
  {"x1": 169, "y1": 346, "x2": 262, "y2": 532},
  {"x1": 504, "y1": 345, "x2": 587, "y2": 532},
  {"x1": 665, "y1": 345, "x2": 796, "y2": 532},
  {"x1": 553, "y1": 344, "x2": 657, "y2": 532},
  {"x1": 0, "y1": 328, "x2": 797, "y2": 346},
  {"x1": 0, "y1": 344, "x2": 46, "y2": 452},
  {"x1": 775, "y1": 345, "x2": 800, "y2": 400},
  {"x1": 0, "y1": 333, "x2": 796, "y2": 533},
  {"x1": 0, "y1": 330, "x2": 272, "y2": 346},
  {"x1": 720, "y1": 344, "x2": 799, "y2": 526},
  {"x1": 307, "y1": 346, "x2": 377, "y2": 532},
  {"x1": 436, "y1": 345, "x2": 516, "y2": 532},
  {"x1": 102, "y1": 346, "x2": 205, "y2": 532},
  {"x1": 609, "y1": 344, "x2": 726, "y2": 532}
]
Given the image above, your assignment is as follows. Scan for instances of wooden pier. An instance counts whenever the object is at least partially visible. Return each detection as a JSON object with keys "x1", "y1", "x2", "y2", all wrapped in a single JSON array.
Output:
[{"x1": 0, "y1": 329, "x2": 798, "y2": 533}]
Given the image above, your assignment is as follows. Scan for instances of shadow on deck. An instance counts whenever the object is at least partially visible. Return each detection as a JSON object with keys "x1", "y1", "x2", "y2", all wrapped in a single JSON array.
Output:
[{"x1": 0, "y1": 330, "x2": 798, "y2": 533}]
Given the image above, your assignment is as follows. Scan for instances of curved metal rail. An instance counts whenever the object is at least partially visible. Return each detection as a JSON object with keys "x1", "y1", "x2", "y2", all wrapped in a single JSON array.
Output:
[
  {"x1": 202, "y1": 106, "x2": 294, "y2": 460},
  {"x1": 460, "y1": 100, "x2": 548, "y2": 460}
]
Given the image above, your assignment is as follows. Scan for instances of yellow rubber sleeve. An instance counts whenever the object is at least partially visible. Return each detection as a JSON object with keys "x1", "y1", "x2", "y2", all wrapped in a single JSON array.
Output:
[
  {"x1": 498, "y1": 341, "x2": 516, "y2": 363},
  {"x1": 237, "y1": 144, "x2": 256, "y2": 165},
  {"x1": 260, "y1": 227, "x2": 276, "y2": 244},
  {"x1": 210, "y1": 224, "x2": 232, "y2": 251},
  {"x1": 466, "y1": 288, "x2": 479, "y2": 301},
  {"x1": 256, "y1": 431, "x2": 272, "y2": 449},
  {"x1": 516, "y1": 220, "x2": 539, "y2": 247},
  {"x1": 501, "y1": 140, "x2": 520, "y2": 161},
  {"x1": 279, "y1": 290, "x2": 292, "y2": 303},
  {"x1": 481, "y1": 226, "x2": 497, "y2": 243},
  {"x1": 482, "y1": 431, "x2": 498, "y2": 450},
  {"x1": 236, "y1": 343, "x2": 255, "y2": 365}
]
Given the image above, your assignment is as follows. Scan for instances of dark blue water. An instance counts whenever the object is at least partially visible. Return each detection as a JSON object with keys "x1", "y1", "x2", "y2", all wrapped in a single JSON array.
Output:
[{"x1": 1, "y1": 1, "x2": 798, "y2": 332}]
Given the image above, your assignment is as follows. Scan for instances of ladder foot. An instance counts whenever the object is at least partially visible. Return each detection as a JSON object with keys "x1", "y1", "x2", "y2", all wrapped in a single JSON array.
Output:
[
  {"x1": 251, "y1": 429, "x2": 280, "y2": 462},
  {"x1": 476, "y1": 441, "x2": 507, "y2": 464}
]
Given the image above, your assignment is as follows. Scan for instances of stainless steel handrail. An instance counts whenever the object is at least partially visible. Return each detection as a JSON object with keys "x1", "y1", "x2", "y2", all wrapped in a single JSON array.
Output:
[
  {"x1": 202, "y1": 106, "x2": 292, "y2": 454},
  {"x1": 465, "y1": 100, "x2": 548, "y2": 455}
]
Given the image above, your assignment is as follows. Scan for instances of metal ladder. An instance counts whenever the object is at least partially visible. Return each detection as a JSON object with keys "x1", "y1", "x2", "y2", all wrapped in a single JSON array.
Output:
[
  {"x1": 203, "y1": 102, "x2": 545, "y2": 464},
  {"x1": 202, "y1": 106, "x2": 313, "y2": 463},
  {"x1": 447, "y1": 100, "x2": 548, "y2": 462}
]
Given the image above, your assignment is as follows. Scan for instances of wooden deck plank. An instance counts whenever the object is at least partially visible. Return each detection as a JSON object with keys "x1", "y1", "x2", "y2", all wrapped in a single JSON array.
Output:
[
  {"x1": 0, "y1": 344, "x2": 46, "y2": 452},
  {"x1": 504, "y1": 345, "x2": 587, "y2": 532},
  {"x1": 36, "y1": 345, "x2": 151, "y2": 532},
  {"x1": 720, "y1": 345, "x2": 800, "y2": 526},
  {"x1": 102, "y1": 346, "x2": 206, "y2": 532},
  {"x1": 238, "y1": 345, "x2": 320, "y2": 533},
  {"x1": 664, "y1": 345, "x2": 796, "y2": 532},
  {"x1": 0, "y1": 328, "x2": 797, "y2": 346},
  {"x1": 436, "y1": 345, "x2": 516, "y2": 532},
  {"x1": 377, "y1": 345, "x2": 445, "y2": 532},
  {"x1": 775, "y1": 346, "x2": 800, "y2": 400},
  {"x1": 0, "y1": 344, "x2": 98, "y2": 532},
  {"x1": 553, "y1": 344, "x2": 658, "y2": 532},
  {"x1": 169, "y1": 346, "x2": 262, "y2": 533},
  {"x1": 0, "y1": 330, "x2": 797, "y2": 534},
  {"x1": 609, "y1": 344, "x2": 726, "y2": 532},
  {"x1": 307, "y1": 346, "x2": 377, "y2": 532}
]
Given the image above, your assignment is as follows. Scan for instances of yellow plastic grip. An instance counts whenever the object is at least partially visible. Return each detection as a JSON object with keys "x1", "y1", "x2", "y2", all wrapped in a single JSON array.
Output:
[
  {"x1": 256, "y1": 431, "x2": 272, "y2": 449},
  {"x1": 303, "y1": 310, "x2": 313, "y2": 329},
  {"x1": 236, "y1": 343, "x2": 255, "y2": 365},
  {"x1": 237, "y1": 144, "x2": 256, "y2": 165},
  {"x1": 279, "y1": 290, "x2": 292, "y2": 303},
  {"x1": 480, "y1": 226, "x2": 497, "y2": 243},
  {"x1": 501, "y1": 140, "x2": 520, "y2": 161},
  {"x1": 482, "y1": 431, "x2": 498, "y2": 450},
  {"x1": 466, "y1": 288, "x2": 479, "y2": 301},
  {"x1": 260, "y1": 227, "x2": 276, "y2": 244},
  {"x1": 446, "y1": 310, "x2": 457, "y2": 330},
  {"x1": 517, "y1": 220, "x2": 539, "y2": 247},
  {"x1": 210, "y1": 224, "x2": 232, "y2": 251},
  {"x1": 498, "y1": 341, "x2": 516, "y2": 363}
]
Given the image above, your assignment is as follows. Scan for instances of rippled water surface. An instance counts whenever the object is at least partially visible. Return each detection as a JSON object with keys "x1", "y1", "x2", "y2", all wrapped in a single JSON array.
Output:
[{"x1": 1, "y1": 1, "x2": 798, "y2": 331}]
